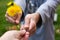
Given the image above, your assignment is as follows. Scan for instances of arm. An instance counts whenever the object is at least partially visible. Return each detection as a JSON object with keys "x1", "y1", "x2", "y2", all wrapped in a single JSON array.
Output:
[
  {"x1": 36, "y1": 0, "x2": 60, "y2": 23},
  {"x1": 20, "y1": 0, "x2": 60, "y2": 36}
]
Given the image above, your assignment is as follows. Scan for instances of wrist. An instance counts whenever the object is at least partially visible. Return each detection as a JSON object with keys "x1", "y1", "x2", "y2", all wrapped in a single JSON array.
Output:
[{"x1": 32, "y1": 13, "x2": 40, "y2": 23}]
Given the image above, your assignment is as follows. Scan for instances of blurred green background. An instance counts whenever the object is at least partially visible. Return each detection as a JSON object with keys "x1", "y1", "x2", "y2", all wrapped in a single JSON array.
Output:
[{"x1": 0, "y1": 0, "x2": 60, "y2": 40}]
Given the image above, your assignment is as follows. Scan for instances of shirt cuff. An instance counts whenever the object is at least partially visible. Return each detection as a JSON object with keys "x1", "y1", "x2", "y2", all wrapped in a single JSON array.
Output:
[
  {"x1": 14, "y1": 0, "x2": 26, "y2": 12},
  {"x1": 36, "y1": 6, "x2": 46, "y2": 23}
]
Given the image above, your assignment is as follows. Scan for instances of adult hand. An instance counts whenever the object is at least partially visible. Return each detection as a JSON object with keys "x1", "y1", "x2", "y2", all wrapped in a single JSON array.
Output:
[
  {"x1": 5, "y1": 12, "x2": 22, "y2": 24},
  {"x1": 0, "y1": 30, "x2": 26, "y2": 40},
  {"x1": 20, "y1": 13, "x2": 40, "y2": 36}
]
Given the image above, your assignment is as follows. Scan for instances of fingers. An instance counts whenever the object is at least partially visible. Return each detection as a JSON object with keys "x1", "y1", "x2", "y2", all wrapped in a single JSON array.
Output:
[
  {"x1": 5, "y1": 13, "x2": 15, "y2": 23},
  {"x1": 10, "y1": 30, "x2": 26, "y2": 40},
  {"x1": 20, "y1": 14, "x2": 37, "y2": 37},
  {"x1": 5, "y1": 12, "x2": 22, "y2": 24},
  {"x1": 28, "y1": 19, "x2": 36, "y2": 35},
  {"x1": 24, "y1": 14, "x2": 31, "y2": 25},
  {"x1": 19, "y1": 30, "x2": 26, "y2": 36},
  {"x1": 3, "y1": 30, "x2": 26, "y2": 40},
  {"x1": 20, "y1": 14, "x2": 31, "y2": 31},
  {"x1": 20, "y1": 24, "x2": 25, "y2": 30},
  {"x1": 23, "y1": 32, "x2": 29, "y2": 40},
  {"x1": 24, "y1": 14, "x2": 32, "y2": 31},
  {"x1": 12, "y1": 30, "x2": 26, "y2": 39},
  {"x1": 29, "y1": 19, "x2": 36, "y2": 31},
  {"x1": 20, "y1": 14, "x2": 36, "y2": 36},
  {"x1": 19, "y1": 30, "x2": 27, "y2": 40},
  {"x1": 15, "y1": 13, "x2": 22, "y2": 24}
]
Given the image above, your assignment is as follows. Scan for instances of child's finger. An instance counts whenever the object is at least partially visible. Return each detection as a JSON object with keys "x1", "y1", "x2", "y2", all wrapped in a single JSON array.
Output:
[
  {"x1": 15, "y1": 13, "x2": 22, "y2": 24},
  {"x1": 5, "y1": 13, "x2": 15, "y2": 23}
]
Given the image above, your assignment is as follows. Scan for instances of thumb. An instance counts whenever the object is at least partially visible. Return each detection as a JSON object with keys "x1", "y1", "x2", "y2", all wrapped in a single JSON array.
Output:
[
  {"x1": 15, "y1": 13, "x2": 22, "y2": 24},
  {"x1": 19, "y1": 30, "x2": 26, "y2": 36}
]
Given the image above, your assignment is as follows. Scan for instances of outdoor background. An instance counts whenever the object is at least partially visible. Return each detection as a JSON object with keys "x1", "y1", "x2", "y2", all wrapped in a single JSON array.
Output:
[{"x1": 0, "y1": 0, "x2": 60, "y2": 40}]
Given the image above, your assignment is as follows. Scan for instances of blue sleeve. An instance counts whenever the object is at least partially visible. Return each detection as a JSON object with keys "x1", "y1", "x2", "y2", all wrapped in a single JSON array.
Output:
[{"x1": 36, "y1": 0, "x2": 60, "y2": 23}]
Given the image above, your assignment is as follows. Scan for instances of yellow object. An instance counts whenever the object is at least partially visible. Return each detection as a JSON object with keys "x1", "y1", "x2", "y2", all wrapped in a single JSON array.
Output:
[
  {"x1": 7, "y1": 1, "x2": 13, "y2": 6},
  {"x1": 7, "y1": 2, "x2": 22, "y2": 17},
  {"x1": 6, "y1": 24, "x2": 20, "y2": 30}
]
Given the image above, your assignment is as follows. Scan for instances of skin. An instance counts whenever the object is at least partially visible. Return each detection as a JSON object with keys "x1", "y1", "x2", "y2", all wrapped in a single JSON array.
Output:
[
  {"x1": 20, "y1": 13, "x2": 40, "y2": 35},
  {"x1": 0, "y1": 30, "x2": 29, "y2": 40},
  {"x1": 5, "y1": 12, "x2": 40, "y2": 39},
  {"x1": 5, "y1": 12, "x2": 22, "y2": 24}
]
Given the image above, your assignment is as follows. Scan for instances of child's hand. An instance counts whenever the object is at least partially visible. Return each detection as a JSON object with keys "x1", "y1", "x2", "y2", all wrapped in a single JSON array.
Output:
[
  {"x1": 5, "y1": 2, "x2": 22, "y2": 24},
  {"x1": 5, "y1": 12, "x2": 22, "y2": 24}
]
